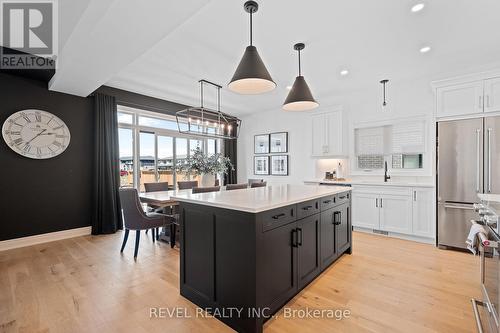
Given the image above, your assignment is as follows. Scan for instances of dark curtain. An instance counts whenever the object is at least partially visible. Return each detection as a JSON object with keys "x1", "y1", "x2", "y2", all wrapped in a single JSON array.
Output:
[
  {"x1": 91, "y1": 93, "x2": 122, "y2": 234},
  {"x1": 224, "y1": 139, "x2": 237, "y2": 185}
]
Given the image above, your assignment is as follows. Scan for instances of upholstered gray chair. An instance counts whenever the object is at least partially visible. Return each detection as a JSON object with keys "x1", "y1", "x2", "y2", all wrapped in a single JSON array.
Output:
[
  {"x1": 192, "y1": 186, "x2": 221, "y2": 194},
  {"x1": 251, "y1": 181, "x2": 267, "y2": 188},
  {"x1": 119, "y1": 188, "x2": 172, "y2": 259},
  {"x1": 248, "y1": 178, "x2": 264, "y2": 186},
  {"x1": 177, "y1": 180, "x2": 198, "y2": 190},
  {"x1": 226, "y1": 183, "x2": 248, "y2": 191},
  {"x1": 144, "y1": 182, "x2": 169, "y2": 193}
]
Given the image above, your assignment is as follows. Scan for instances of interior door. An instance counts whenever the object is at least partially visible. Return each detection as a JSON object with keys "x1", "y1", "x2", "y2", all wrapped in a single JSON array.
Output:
[
  {"x1": 484, "y1": 77, "x2": 500, "y2": 113},
  {"x1": 351, "y1": 192, "x2": 379, "y2": 229},
  {"x1": 437, "y1": 118, "x2": 484, "y2": 203},
  {"x1": 297, "y1": 214, "x2": 321, "y2": 289},
  {"x1": 379, "y1": 195, "x2": 413, "y2": 234},
  {"x1": 485, "y1": 116, "x2": 500, "y2": 194}
]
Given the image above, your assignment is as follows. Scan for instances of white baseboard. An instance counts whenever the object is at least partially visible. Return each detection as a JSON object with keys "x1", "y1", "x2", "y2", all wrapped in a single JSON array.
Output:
[
  {"x1": 0, "y1": 226, "x2": 92, "y2": 252},
  {"x1": 353, "y1": 226, "x2": 435, "y2": 245}
]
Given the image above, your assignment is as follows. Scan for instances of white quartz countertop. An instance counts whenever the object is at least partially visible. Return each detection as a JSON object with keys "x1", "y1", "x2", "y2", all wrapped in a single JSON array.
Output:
[
  {"x1": 304, "y1": 179, "x2": 435, "y2": 188},
  {"x1": 171, "y1": 184, "x2": 351, "y2": 213}
]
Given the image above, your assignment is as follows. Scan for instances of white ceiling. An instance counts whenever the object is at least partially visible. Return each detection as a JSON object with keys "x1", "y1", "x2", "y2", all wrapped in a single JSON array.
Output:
[{"x1": 52, "y1": 0, "x2": 500, "y2": 116}]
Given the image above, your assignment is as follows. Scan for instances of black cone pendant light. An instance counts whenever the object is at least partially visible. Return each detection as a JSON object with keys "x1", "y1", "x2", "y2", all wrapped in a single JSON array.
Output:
[
  {"x1": 283, "y1": 43, "x2": 319, "y2": 111},
  {"x1": 228, "y1": 1, "x2": 276, "y2": 95}
]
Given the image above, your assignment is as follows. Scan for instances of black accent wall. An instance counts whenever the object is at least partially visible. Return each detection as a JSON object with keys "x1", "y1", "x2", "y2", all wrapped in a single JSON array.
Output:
[{"x1": 0, "y1": 73, "x2": 93, "y2": 241}]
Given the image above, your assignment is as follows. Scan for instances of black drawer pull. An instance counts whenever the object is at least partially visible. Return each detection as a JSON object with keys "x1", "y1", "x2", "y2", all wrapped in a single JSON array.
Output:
[
  {"x1": 339, "y1": 195, "x2": 346, "y2": 199},
  {"x1": 323, "y1": 200, "x2": 332, "y2": 204},
  {"x1": 272, "y1": 213, "x2": 286, "y2": 219},
  {"x1": 302, "y1": 205, "x2": 313, "y2": 210}
]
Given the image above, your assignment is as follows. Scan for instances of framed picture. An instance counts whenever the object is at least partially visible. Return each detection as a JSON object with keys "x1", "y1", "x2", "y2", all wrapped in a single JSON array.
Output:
[
  {"x1": 271, "y1": 155, "x2": 289, "y2": 176},
  {"x1": 254, "y1": 156, "x2": 269, "y2": 175},
  {"x1": 270, "y1": 132, "x2": 288, "y2": 153},
  {"x1": 254, "y1": 134, "x2": 270, "y2": 154}
]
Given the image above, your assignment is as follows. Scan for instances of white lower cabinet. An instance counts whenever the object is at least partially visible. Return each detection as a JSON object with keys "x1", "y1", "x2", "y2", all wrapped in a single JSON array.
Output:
[
  {"x1": 352, "y1": 185, "x2": 435, "y2": 241},
  {"x1": 379, "y1": 195, "x2": 412, "y2": 234}
]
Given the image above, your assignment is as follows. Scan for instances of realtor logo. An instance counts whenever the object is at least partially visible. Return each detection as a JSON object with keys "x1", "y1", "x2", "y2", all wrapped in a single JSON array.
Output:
[{"x1": 0, "y1": 0, "x2": 58, "y2": 69}]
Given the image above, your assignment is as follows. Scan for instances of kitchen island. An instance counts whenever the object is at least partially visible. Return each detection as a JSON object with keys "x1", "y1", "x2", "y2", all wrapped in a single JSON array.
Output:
[{"x1": 172, "y1": 184, "x2": 352, "y2": 333}]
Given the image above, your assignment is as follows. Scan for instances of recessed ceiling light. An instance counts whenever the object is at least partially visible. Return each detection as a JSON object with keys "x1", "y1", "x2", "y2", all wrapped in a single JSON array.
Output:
[
  {"x1": 420, "y1": 46, "x2": 431, "y2": 53},
  {"x1": 340, "y1": 69, "x2": 349, "y2": 76},
  {"x1": 411, "y1": 3, "x2": 425, "y2": 12},
  {"x1": 286, "y1": 85, "x2": 292, "y2": 90}
]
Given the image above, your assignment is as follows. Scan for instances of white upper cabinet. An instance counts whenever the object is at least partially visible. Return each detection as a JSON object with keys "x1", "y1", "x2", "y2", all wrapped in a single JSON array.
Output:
[
  {"x1": 484, "y1": 77, "x2": 500, "y2": 113},
  {"x1": 412, "y1": 188, "x2": 435, "y2": 238},
  {"x1": 311, "y1": 110, "x2": 345, "y2": 157},
  {"x1": 436, "y1": 81, "x2": 484, "y2": 118}
]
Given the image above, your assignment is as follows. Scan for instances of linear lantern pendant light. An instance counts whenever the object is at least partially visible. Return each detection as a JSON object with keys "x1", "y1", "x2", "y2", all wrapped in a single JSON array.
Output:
[
  {"x1": 228, "y1": 1, "x2": 276, "y2": 94},
  {"x1": 176, "y1": 80, "x2": 241, "y2": 139},
  {"x1": 283, "y1": 43, "x2": 319, "y2": 111}
]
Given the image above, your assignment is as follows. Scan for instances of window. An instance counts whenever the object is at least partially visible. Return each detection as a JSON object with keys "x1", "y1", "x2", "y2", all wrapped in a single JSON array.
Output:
[
  {"x1": 354, "y1": 120, "x2": 426, "y2": 171},
  {"x1": 117, "y1": 105, "x2": 222, "y2": 190}
]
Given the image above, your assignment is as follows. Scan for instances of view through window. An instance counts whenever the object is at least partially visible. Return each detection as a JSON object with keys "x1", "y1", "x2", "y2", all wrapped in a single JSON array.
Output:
[{"x1": 117, "y1": 106, "x2": 220, "y2": 191}]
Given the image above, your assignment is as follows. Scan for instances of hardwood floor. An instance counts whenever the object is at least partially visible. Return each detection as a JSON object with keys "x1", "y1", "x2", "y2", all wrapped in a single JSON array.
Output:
[{"x1": 0, "y1": 231, "x2": 480, "y2": 333}]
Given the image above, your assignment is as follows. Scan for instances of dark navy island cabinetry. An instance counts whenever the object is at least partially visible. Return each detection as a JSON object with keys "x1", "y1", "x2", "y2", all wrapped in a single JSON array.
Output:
[{"x1": 175, "y1": 186, "x2": 352, "y2": 333}]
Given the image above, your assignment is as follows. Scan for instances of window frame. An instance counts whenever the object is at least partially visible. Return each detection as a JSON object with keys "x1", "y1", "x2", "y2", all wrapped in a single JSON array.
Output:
[{"x1": 117, "y1": 105, "x2": 221, "y2": 190}]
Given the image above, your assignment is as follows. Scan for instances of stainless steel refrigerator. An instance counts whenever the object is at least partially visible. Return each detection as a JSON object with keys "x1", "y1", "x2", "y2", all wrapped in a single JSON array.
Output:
[{"x1": 437, "y1": 116, "x2": 500, "y2": 249}]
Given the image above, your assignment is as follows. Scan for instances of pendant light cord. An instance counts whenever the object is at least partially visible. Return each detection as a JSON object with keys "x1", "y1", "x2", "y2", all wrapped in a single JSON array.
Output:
[
  {"x1": 249, "y1": 10, "x2": 253, "y2": 46},
  {"x1": 298, "y1": 49, "x2": 302, "y2": 76}
]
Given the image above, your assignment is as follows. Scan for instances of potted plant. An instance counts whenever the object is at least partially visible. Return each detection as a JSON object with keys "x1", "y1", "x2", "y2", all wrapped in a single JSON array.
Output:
[{"x1": 178, "y1": 147, "x2": 234, "y2": 187}]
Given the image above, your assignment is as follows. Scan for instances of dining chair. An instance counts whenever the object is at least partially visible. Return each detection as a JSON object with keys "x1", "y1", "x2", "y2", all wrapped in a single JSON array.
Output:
[
  {"x1": 143, "y1": 182, "x2": 169, "y2": 239},
  {"x1": 251, "y1": 181, "x2": 267, "y2": 188},
  {"x1": 226, "y1": 183, "x2": 248, "y2": 191},
  {"x1": 214, "y1": 179, "x2": 220, "y2": 186},
  {"x1": 119, "y1": 188, "x2": 174, "y2": 259},
  {"x1": 248, "y1": 178, "x2": 264, "y2": 186},
  {"x1": 192, "y1": 186, "x2": 221, "y2": 194},
  {"x1": 177, "y1": 180, "x2": 198, "y2": 190}
]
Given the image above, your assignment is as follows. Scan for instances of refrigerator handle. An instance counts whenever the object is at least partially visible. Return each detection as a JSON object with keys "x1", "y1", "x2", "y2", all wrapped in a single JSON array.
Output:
[
  {"x1": 476, "y1": 128, "x2": 481, "y2": 193},
  {"x1": 488, "y1": 128, "x2": 492, "y2": 193}
]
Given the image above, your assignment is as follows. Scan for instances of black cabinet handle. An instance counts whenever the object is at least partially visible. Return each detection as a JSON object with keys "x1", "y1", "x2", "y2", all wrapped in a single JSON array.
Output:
[
  {"x1": 339, "y1": 195, "x2": 346, "y2": 199},
  {"x1": 272, "y1": 213, "x2": 286, "y2": 219},
  {"x1": 297, "y1": 228, "x2": 303, "y2": 246},
  {"x1": 333, "y1": 211, "x2": 341, "y2": 225},
  {"x1": 291, "y1": 229, "x2": 298, "y2": 247},
  {"x1": 323, "y1": 199, "x2": 332, "y2": 204},
  {"x1": 302, "y1": 205, "x2": 313, "y2": 211}
]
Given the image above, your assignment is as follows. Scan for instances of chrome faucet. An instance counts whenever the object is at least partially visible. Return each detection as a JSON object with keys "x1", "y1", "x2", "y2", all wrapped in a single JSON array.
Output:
[{"x1": 384, "y1": 161, "x2": 391, "y2": 182}]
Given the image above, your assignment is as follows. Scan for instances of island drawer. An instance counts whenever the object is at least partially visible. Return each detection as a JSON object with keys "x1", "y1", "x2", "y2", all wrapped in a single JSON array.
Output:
[
  {"x1": 320, "y1": 195, "x2": 337, "y2": 211},
  {"x1": 336, "y1": 192, "x2": 350, "y2": 206},
  {"x1": 296, "y1": 199, "x2": 320, "y2": 219},
  {"x1": 261, "y1": 205, "x2": 296, "y2": 232}
]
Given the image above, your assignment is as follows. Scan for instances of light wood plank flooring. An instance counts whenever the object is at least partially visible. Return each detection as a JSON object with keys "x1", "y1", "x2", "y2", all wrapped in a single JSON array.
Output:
[{"x1": 0, "y1": 231, "x2": 480, "y2": 333}]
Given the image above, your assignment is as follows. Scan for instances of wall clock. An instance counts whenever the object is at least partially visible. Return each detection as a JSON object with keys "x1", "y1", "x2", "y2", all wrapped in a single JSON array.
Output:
[{"x1": 2, "y1": 109, "x2": 71, "y2": 159}]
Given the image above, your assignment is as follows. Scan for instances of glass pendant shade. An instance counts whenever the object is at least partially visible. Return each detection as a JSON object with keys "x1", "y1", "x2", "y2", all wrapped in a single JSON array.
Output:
[
  {"x1": 228, "y1": 46, "x2": 276, "y2": 94},
  {"x1": 283, "y1": 75, "x2": 319, "y2": 111}
]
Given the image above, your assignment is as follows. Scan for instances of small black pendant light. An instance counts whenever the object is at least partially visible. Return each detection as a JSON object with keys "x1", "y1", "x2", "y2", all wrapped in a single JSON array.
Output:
[
  {"x1": 228, "y1": 1, "x2": 276, "y2": 95},
  {"x1": 283, "y1": 43, "x2": 319, "y2": 111},
  {"x1": 380, "y1": 79, "x2": 389, "y2": 108}
]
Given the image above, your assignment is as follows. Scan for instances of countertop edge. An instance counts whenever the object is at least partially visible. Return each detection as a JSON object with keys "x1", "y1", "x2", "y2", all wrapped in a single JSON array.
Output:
[
  {"x1": 172, "y1": 187, "x2": 351, "y2": 214},
  {"x1": 304, "y1": 180, "x2": 435, "y2": 188}
]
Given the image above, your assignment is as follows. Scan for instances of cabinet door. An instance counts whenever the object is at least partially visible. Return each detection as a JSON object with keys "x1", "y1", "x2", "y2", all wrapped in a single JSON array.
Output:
[
  {"x1": 412, "y1": 188, "x2": 435, "y2": 238},
  {"x1": 297, "y1": 214, "x2": 321, "y2": 289},
  {"x1": 312, "y1": 114, "x2": 327, "y2": 156},
  {"x1": 260, "y1": 221, "x2": 298, "y2": 312},
  {"x1": 336, "y1": 203, "x2": 351, "y2": 254},
  {"x1": 327, "y1": 111, "x2": 343, "y2": 155},
  {"x1": 320, "y1": 208, "x2": 337, "y2": 269},
  {"x1": 437, "y1": 81, "x2": 484, "y2": 118},
  {"x1": 351, "y1": 192, "x2": 379, "y2": 229},
  {"x1": 379, "y1": 195, "x2": 413, "y2": 234},
  {"x1": 484, "y1": 77, "x2": 500, "y2": 113}
]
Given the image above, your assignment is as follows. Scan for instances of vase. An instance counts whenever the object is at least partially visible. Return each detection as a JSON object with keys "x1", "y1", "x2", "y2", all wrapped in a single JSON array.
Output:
[{"x1": 200, "y1": 174, "x2": 216, "y2": 187}]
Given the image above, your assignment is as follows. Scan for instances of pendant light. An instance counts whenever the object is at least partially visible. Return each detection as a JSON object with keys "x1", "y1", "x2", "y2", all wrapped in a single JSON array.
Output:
[
  {"x1": 380, "y1": 79, "x2": 389, "y2": 109},
  {"x1": 228, "y1": 1, "x2": 276, "y2": 95},
  {"x1": 283, "y1": 43, "x2": 319, "y2": 111}
]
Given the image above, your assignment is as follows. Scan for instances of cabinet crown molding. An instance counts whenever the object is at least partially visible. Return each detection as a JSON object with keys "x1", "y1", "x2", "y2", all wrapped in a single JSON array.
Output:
[{"x1": 431, "y1": 68, "x2": 500, "y2": 90}]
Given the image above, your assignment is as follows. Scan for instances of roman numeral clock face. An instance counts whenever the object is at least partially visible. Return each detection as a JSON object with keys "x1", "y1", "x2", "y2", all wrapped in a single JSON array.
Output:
[{"x1": 2, "y1": 110, "x2": 71, "y2": 159}]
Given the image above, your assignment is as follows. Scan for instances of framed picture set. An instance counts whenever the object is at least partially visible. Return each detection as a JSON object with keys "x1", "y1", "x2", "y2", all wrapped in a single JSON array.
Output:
[
  {"x1": 254, "y1": 156, "x2": 270, "y2": 175},
  {"x1": 270, "y1": 132, "x2": 288, "y2": 153},
  {"x1": 254, "y1": 134, "x2": 270, "y2": 154},
  {"x1": 271, "y1": 155, "x2": 289, "y2": 176}
]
